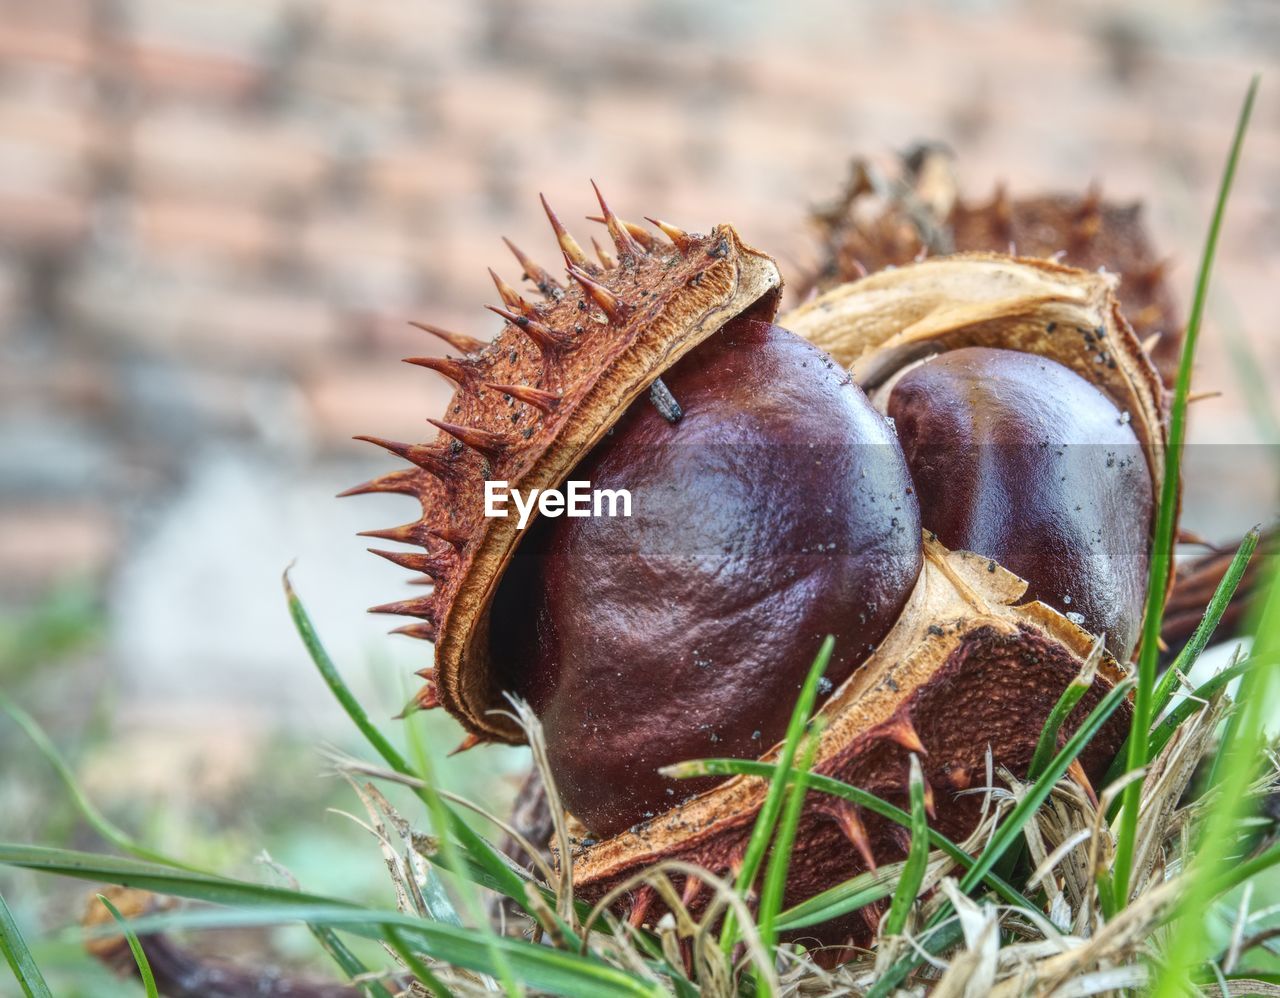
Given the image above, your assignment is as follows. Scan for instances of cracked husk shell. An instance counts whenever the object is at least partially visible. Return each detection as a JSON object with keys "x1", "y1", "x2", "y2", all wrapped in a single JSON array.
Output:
[
  {"x1": 351, "y1": 197, "x2": 1167, "y2": 948},
  {"x1": 567, "y1": 253, "x2": 1165, "y2": 935},
  {"x1": 348, "y1": 192, "x2": 781, "y2": 744},
  {"x1": 801, "y1": 148, "x2": 1183, "y2": 384}
]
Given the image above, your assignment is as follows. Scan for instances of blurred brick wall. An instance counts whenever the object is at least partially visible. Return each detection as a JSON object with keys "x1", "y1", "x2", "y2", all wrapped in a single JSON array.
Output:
[{"x1": 0, "y1": 1, "x2": 1277, "y2": 669}]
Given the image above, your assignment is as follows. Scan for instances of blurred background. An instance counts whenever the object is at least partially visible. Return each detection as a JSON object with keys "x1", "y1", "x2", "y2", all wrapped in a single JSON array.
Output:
[{"x1": 1, "y1": 0, "x2": 1277, "y2": 991}]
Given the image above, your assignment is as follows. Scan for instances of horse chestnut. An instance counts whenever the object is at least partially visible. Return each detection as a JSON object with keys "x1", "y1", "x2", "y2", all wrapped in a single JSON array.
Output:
[
  {"x1": 492, "y1": 316, "x2": 923, "y2": 836},
  {"x1": 886, "y1": 347, "x2": 1153, "y2": 660},
  {"x1": 352, "y1": 194, "x2": 1164, "y2": 952}
]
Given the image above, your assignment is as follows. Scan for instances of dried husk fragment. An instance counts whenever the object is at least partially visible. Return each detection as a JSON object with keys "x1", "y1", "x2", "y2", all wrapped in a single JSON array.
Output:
[{"x1": 801, "y1": 148, "x2": 1183, "y2": 383}]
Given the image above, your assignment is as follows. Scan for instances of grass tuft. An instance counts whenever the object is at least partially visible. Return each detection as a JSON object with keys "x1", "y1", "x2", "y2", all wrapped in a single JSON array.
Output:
[{"x1": 1112, "y1": 73, "x2": 1261, "y2": 907}]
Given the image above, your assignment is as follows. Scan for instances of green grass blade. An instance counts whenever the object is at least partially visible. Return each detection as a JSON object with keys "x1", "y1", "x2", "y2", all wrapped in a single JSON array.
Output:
[
  {"x1": 14, "y1": 843, "x2": 658, "y2": 997},
  {"x1": 1113, "y1": 73, "x2": 1259, "y2": 907},
  {"x1": 719, "y1": 635, "x2": 833, "y2": 953},
  {"x1": 309, "y1": 925, "x2": 397, "y2": 998},
  {"x1": 401, "y1": 721, "x2": 521, "y2": 996},
  {"x1": 1145, "y1": 655, "x2": 1254, "y2": 763},
  {"x1": 1155, "y1": 528, "x2": 1260, "y2": 718},
  {"x1": 959, "y1": 678, "x2": 1131, "y2": 895},
  {"x1": 756, "y1": 718, "x2": 824, "y2": 963},
  {"x1": 284, "y1": 573, "x2": 529, "y2": 907},
  {"x1": 384, "y1": 926, "x2": 454, "y2": 998},
  {"x1": 285, "y1": 570, "x2": 410, "y2": 772},
  {"x1": 666, "y1": 759, "x2": 1033, "y2": 910},
  {"x1": 865, "y1": 917, "x2": 966, "y2": 998},
  {"x1": 95, "y1": 894, "x2": 158, "y2": 998},
  {"x1": 0, "y1": 843, "x2": 361, "y2": 910},
  {"x1": 1028, "y1": 639, "x2": 1101, "y2": 781},
  {"x1": 399, "y1": 716, "x2": 466, "y2": 928},
  {"x1": 0, "y1": 690, "x2": 197, "y2": 872},
  {"x1": 882, "y1": 754, "x2": 929, "y2": 937},
  {"x1": 78, "y1": 904, "x2": 665, "y2": 998},
  {"x1": 1203, "y1": 840, "x2": 1280, "y2": 903},
  {"x1": 0, "y1": 891, "x2": 52, "y2": 998},
  {"x1": 2, "y1": 687, "x2": 385, "y2": 990},
  {"x1": 1153, "y1": 557, "x2": 1279, "y2": 994},
  {"x1": 1102, "y1": 528, "x2": 1260, "y2": 790},
  {"x1": 773, "y1": 863, "x2": 901, "y2": 932},
  {"x1": 285, "y1": 573, "x2": 528, "y2": 993}
]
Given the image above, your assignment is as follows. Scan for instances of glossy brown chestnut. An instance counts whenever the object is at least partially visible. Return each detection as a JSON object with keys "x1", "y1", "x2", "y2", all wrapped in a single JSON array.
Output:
[
  {"x1": 886, "y1": 346, "x2": 1153, "y2": 660},
  {"x1": 492, "y1": 317, "x2": 923, "y2": 836}
]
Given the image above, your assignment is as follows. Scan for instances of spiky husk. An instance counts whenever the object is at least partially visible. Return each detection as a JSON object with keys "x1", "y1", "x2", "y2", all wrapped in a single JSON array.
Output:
[
  {"x1": 351, "y1": 199, "x2": 1167, "y2": 956},
  {"x1": 349, "y1": 188, "x2": 781, "y2": 743},
  {"x1": 800, "y1": 149, "x2": 1183, "y2": 384}
]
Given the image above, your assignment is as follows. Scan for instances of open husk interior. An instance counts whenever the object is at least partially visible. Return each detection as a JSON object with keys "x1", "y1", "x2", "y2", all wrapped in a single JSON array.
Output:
[{"x1": 569, "y1": 253, "x2": 1166, "y2": 927}]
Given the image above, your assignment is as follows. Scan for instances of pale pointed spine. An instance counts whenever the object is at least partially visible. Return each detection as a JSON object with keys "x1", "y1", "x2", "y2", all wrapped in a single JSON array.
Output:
[
  {"x1": 644, "y1": 216, "x2": 693, "y2": 254},
  {"x1": 592, "y1": 236, "x2": 617, "y2": 270},
  {"x1": 403, "y1": 354, "x2": 477, "y2": 387},
  {"x1": 565, "y1": 261, "x2": 627, "y2": 323},
  {"x1": 484, "y1": 304, "x2": 573, "y2": 352},
  {"x1": 395, "y1": 681, "x2": 442, "y2": 718},
  {"x1": 1073, "y1": 182, "x2": 1102, "y2": 243},
  {"x1": 503, "y1": 236, "x2": 563, "y2": 297},
  {"x1": 449, "y1": 732, "x2": 485, "y2": 756},
  {"x1": 586, "y1": 215, "x2": 657, "y2": 252},
  {"x1": 369, "y1": 597, "x2": 438, "y2": 622},
  {"x1": 408, "y1": 320, "x2": 486, "y2": 354},
  {"x1": 879, "y1": 713, "x2": 926, "y2": 754},
  {"x1": 427, "y1": 418, "x2": 509, "y2": 459},
  {"x1": 834, "y1": 800, "x2": 877, "y2": 871},
  {"x1": 336, "y1": 468, "x2": 421, "y2": 498},
  {"x1": 627, "y1": 886, "x2": 655, "y2": 928},
  {"x1": 489, "y1": 267, "x2": 535, "y2": 315},
  {"x1": 1067, "y1": 758, "x2": 1099, "y2": 808},
  {"x1": 679, "y1": 874, "x2": 702, "y2": 911},
  {"x1": 368, "y1": 547, "x2": 454, "y2": 579},
  {"x1": 991, "y1": 182, "x2": 1012, "y2": 235},
  {"x1": 486, "y1": 381, "x2": 561, "y2": 414},
  {"x1": 390, "y1": 622, "x2": 438, "y2": 641},
  {"x1": 590, "y1": 180, "x2": 646, "y2": 259},
  {"x1": 358, "y1": 522, "x2": 426, "y2": 546},
  {"x1": 540, "y1": 193, "x2": 592, "y2": 270},
  {"x1": 352, "y1": 435, "x2": 457, "y2": 481}
]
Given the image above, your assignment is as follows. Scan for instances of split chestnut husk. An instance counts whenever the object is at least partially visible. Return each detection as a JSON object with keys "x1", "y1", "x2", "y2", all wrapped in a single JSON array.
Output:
[
  {"x1": 348, "y1": 192, "x2": 1167, "y2": 955},
  {"x1": 781, "y1": 251, "x2": 1170, "y2": 657}
]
